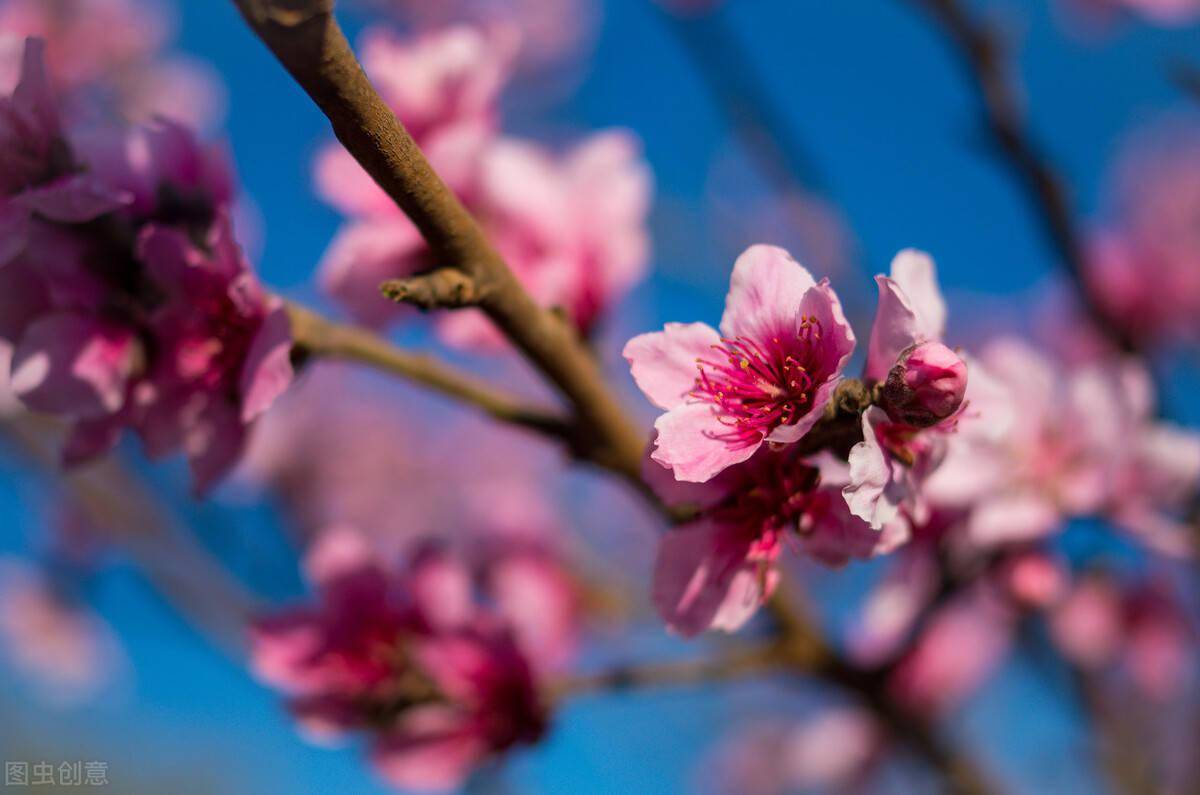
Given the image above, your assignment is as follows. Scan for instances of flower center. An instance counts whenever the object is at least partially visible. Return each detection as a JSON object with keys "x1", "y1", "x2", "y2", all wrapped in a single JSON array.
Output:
[
  {"x1": 712, "y1": 450, "x2": 822, "y2": 550},
  {"x1": 690, "y1": 318, "x2": 823, "y2": 447}
]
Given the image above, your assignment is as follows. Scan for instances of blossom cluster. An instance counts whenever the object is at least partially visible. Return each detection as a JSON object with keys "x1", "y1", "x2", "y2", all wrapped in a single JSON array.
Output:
[
  {"x1": 250, "y1": 527, "x2": 552, "y2": 792},
  {"x1": 0, "y1": 38, "x2": 291, "y2": 491},
  {"x1": 625, "y1": 245, "x2": 972, "y2": 633},
  {"x1": 317, "y1": 24, "x2": 652, "y2": 347}
]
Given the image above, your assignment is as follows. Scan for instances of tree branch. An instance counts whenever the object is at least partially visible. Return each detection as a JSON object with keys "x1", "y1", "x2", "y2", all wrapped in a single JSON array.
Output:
[
  {"x1": 286, "y1": 302, "x2": 571, "y2": 440},
  {"x1": 549, "y1": 641, "x2": 785, "y2": 700},
  {"x1": 232, "y1": 0, "x2": 647, "y2": 484},
  {"x1": 905, "y1": 0, "x2": 1136, "y2": 353}
]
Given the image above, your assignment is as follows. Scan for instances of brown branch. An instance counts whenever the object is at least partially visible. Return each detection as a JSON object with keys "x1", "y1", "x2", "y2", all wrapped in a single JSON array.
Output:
[
  {"x1": 381, "y1": 268, "x2": 479, "y2": 310},
  {"x1": 231, "y1": 0, "x2": 647, "y2": 484},
  {"x1": 549, "y1": 641, "x2": 786, "y2": 700},
  {"x1": 906, "y1": 0, "x2": 1137, "y2": 353},
  {"x1": 286, "y1": 302, "x2": 571, "y2": 440}
]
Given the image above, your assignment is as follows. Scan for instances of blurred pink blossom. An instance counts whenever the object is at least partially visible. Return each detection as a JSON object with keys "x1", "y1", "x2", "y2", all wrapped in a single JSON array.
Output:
[
  {"x1": 317, "y1": 25, "x2": 651, "y2": 345},
  {"x1": 1085, "y1": 120, "x2": 1200, "y2": 345},
  {"x1": 0, "y1": 558, "x2": 123, "y2": 704},
  {"x1": 1059, "y1": 0, "x2": 1200, "y2": 28},
  {"x1": 1, "y1": 41, "x2": 291, "y2": 491},
  {"x1": 706, "y1": 708, "x2": 883, "y2": 795},
  {"x1": 0, "y1": 0, "x2": 225, "y2": 128},
  {"x1": 925, "y1": 338, "x2": 1199, "y2": 553},
  {"x1": 1050, "y1": 574, "x2": 1195, "y2": 700},
  {"x1": 251, "y1": 527, "x2": 547, "y2": 792},
  {"x1": 889, "y1": 587, "x2": 1014, "y2": 714},
  {"x1": 625, "y1": 245, "x2": 855, "y2": 483},
  {"x1": 361, "y1": 0, "x2": 598, "y2": 71},
  {"x1": 242, "y1": 367, "x2": 583, "y2": 668}
]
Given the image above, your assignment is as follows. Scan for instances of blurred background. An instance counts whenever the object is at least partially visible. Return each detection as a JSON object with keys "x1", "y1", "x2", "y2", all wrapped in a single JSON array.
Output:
[{"x1": 1, "y1": 0, "x2": 1198, "y2": 792}]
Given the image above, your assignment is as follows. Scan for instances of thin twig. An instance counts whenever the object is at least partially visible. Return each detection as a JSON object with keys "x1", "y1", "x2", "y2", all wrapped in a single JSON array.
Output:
[
  {"x1": 550, "y1": 642, "x2": 785, "y2": 700},
  {"x1": 232, "y1": 0, "x2": 647, "y2": 483},
  {"x1": 906, "y1": 0, "x2": 1136, "y2": 352},
  {"x1": 286, "y1": 302, "x2": 571, "y2": 440}
]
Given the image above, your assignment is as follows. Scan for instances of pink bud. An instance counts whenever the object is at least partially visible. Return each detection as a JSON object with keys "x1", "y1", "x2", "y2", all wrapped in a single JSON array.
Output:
[{"x1": 880, "y1": 342, "x2": 967, "y2": 427}]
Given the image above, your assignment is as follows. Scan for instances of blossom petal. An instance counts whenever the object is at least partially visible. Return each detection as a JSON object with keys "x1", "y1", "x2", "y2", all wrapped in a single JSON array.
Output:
[
  {"x1": 16, "y1": 175, "x2": 130, "y2": 222},
  {"x1": 653, "y1": 519, "x2": 767, "y2": 637},
  {"x1": 372, "y1": 706, "x2": 487, "y2": 793},
  {"x1": 865, "y1": 275, "x2": 921, "y2": 382},
  {"x1": 889, "y1": 249, "x2": 946, "y2": 341},
  {"x1": 320, "y1": 220, "x2": 429, "y2": 328},
  {"x1": 719, "y1": 245, "x2": 817, "y2": 340},
  {"x1": 623, "y1": 322, "x2": 721, "y2": 411},
  {"x1": 842, "y1": 407, "x2": 903, "y2": 529},
  {"x1": 0, "y1": 202, "x2": 29, "y2": 266},
  {"x1": 409, "y1": 545, "x2": 474, "y2": 631},
  {"x1": 239, "y1": 305, "x2": 294, "y2": 423},
  {"x1": 11, "y1": 313, "x2": 135, "y2": 418},
  {"x1": 966, "y1": 492, "x2": 1062, "y2": 547},
  {"x1": 651, "y1": 401, "x2": 759, "y2": 483}
]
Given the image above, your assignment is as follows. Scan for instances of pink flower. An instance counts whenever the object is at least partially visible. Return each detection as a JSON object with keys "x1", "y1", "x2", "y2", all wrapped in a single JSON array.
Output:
[
  {"x1": 0, "y1": 44, "x2": 291, "y2": 491},
  {"x1": 361, "y1": 0, "x2": 597, "y2": 71},
  {"x1": 474, "y1": 132, "x2": 652, "y2": 339},
  {"x1": 1050, "y1": 574, "x2": 1194, "y2": 701},
  {"x1": 706, "y1": 709, "x2": 883, "y2": 795},
  {"x1": 0, "y1": 39, "x2": 129, "y2": 260},
  {"x1": 251, "y1": 527, "x2": 548, "y2": 792},
  {"x1": 889, "y1": 587, "x2": 1013, "y2": 714},
  {"x1": 925, "y1": 339, "x2": 1200, "y2": 553},
  {"x1": 241, "y1": 373, "x2": 583, "y2": 668},
  {"x1": 316, "y1": 26, "x2": 652, "y2": 344},
  {"x1": 314, "y1": 24, "x2": 514, "y2": 211},
  {"x1": 0, "y1": 558, "x2": 123, "y2": 704},
  {"x1": 1085, "y1": 120, "x2": 1200, "y2": 344},
  {"x1": 863, "y1": 249, "x2": 948, "y2": 383},
  {"x1": 649, "y1": 445, "x2": 905, "y2": 636},
  {"x1": 625, "y1": 245, "x2": 855, "y2": 483}
]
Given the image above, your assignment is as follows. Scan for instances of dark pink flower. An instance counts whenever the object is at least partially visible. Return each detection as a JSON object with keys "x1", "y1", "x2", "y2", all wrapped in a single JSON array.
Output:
[
  {"x1": 251, "y1": 527, "x2": 548, "y2": 792},
  {"x1": 650, "y1": 446, "x2": 906, "y2": 636},
  {"x1": 0, "y1": 42, "x2": 291, "y2": 491},
  {"x1": 625, "y1": 245, "x2": 855, "y2": 483}
]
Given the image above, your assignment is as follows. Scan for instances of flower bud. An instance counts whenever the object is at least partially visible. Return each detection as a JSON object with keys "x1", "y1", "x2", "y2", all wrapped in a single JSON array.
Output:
[{"x1": 879, "y1": 341, "x2": 967, "y2": 427}]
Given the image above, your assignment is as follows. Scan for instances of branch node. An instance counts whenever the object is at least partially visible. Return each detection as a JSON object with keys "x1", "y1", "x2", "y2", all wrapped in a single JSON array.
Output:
[{"x1": 380, "y1": 268, "x2": 480, "y2": 311}]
